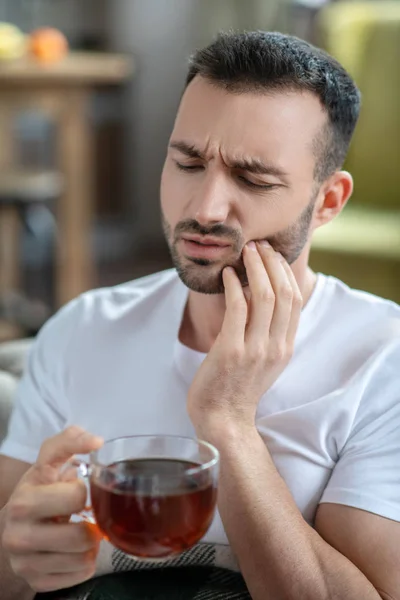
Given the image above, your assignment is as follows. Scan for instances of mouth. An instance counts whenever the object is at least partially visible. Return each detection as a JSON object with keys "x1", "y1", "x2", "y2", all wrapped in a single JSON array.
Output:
[
  {"x1": 181, "y1": 234, "x2": 231, "y2": 247},
  {"x1": 180, "y1": 235, "x2": 231, "y2": 260}
]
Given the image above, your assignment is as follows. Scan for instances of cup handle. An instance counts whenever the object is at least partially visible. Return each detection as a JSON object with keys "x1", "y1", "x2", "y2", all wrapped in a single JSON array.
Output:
[{"x1": 59, "y1": 458, "x2": 96, "y2": 525}]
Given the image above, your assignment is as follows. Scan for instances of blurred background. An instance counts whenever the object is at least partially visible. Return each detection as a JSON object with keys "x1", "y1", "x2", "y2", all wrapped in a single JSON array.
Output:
[{"x1": 0, "y1": 0, "x2": 399, "y2": 344}]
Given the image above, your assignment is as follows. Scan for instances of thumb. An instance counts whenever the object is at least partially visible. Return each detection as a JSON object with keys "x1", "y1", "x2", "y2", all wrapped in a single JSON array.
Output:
[{"x1": 36, "y1": 425, "x2": 104, "y2": 469}]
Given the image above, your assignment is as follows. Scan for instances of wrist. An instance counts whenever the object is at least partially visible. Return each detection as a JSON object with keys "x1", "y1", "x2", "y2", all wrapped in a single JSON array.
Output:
[
  {"x1": 194, "y1": 417, "x2": 260, "y2": 450},
  {"x1": 188, "y1": 393, "x2": 259, "y2": 439}
]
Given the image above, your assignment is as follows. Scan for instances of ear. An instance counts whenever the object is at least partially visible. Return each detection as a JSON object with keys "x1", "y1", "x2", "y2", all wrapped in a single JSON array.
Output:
[{"x1": 312, "y1": 171, "x2": 353, "y2": 231}]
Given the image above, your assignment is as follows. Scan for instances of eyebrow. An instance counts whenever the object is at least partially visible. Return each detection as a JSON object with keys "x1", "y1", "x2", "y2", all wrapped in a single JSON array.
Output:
[{"x1": 169, "y1": 140, "x2": 289, "y2": 184}]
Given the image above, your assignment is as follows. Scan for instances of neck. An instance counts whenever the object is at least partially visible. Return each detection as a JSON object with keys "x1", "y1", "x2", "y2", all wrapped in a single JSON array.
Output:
[{"x1": 179, "y1": 252, "x2": 317, "y2": 354}]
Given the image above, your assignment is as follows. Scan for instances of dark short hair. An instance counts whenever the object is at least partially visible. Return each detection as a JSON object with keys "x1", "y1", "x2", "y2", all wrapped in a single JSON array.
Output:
[{"x1": 185, "y1": 31, "x2": 361, "y2": 182}]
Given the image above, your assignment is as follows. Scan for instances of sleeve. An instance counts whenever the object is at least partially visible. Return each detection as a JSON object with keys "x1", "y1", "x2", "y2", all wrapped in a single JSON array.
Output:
[
  {"x1": 0, "y1": 297, "x2": 82, "y2": 464},
  {"x1": 319, "y1": 340, "x2": 400, "y2": 522}
]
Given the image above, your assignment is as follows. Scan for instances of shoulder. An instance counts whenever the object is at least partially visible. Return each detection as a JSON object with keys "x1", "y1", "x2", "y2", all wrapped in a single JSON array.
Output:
[
  {"x1": 76, "y1": 268, "x2": 180, "y2": 316},
  {"x1": 35, "y1": 269, "x2": 181, "y2": 351},
  {"x1": 323, "y1": 278, "x2": 400, "y2": 416},
  {"x1": 320, "y1": 275, "x2": 400, "y2": 350}
]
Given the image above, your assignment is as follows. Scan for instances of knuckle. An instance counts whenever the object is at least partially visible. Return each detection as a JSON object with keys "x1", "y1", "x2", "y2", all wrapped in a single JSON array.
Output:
[
  {"x1": 7, "y1": 494, "x2": 33, "y2": 521},
  {"x1": 292, "y1": 293, "x2": 303, "y2": 309},
  {"x1": 11, "y1": 557, "x2": 37, "y2": 581},
  {"x1": 39, "y1": 425, "x2": 83, "y2": 459},
  {"x1": 269, "y1": 344, "x2": 286, "y2": 364},
  {"x1": 248, "y1": 345, "x2": 265, "y2": 363},
  {"x1": 226, "y1": 346, "x2": 243, "y2": 363},
  {"x1": 1, "y1": 527, "x2": 19, "y2": 553},
  {"x1": 3, "y1": 528, "x2": 32, "y2": 553},
  {"x1": 18, "y1": 535, "x2": 34, "y2": 554},
  {"x1": 255, "y1": 286, "x2": 274, "y2": 304},
  {"x1": 10, "y1": 556, "x2": 39, "y2": 585},
  {"x1": 264, "y1": 289, "x2": 276, "y2": 305},
  {"x1": 279, "y1": 284, "x2": 293, "y2": 301}
]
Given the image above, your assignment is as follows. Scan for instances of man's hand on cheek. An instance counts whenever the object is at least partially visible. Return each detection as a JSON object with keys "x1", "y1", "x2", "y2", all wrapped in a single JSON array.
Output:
[{"x1": 187, "y1": 240, "x2": 303, "y2": 441}]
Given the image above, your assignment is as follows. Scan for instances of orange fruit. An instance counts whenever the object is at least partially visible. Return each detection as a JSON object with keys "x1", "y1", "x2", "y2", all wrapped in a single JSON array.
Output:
[{"x1": 29, "y1": 27, "x2": 68, "y2": 63}]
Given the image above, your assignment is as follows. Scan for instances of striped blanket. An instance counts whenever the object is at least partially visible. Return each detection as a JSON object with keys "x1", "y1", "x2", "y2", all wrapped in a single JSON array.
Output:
[{"x1": 36, "y1": 544, "x2": 252, "y2": 599}]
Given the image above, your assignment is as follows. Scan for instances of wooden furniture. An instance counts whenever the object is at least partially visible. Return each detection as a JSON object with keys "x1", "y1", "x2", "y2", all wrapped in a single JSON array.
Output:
[
  {"x1": 0, "y1": 52, "x2": 133, "y2": 307},
  {"x1": 0, "y1": 169, "x2": 63, "y2": 339}
]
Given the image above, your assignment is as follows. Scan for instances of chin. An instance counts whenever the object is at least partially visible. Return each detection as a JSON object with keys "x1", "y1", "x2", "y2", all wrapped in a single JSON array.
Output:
[
  {"x1": 174, "y1": 256, "x2": 248, "y2": 295},
  {"x1": 176, "y1": 261, "x2": 225, "y2": 295}
]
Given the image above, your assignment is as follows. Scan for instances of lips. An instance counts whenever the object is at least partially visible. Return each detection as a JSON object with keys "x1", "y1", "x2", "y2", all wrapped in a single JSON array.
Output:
[
  {"x1": 181, "y1": 236, "x2": 231, "y2": 260},
  {"x1": 181, "y1": 234, "x2": 230, "y2": 247}
]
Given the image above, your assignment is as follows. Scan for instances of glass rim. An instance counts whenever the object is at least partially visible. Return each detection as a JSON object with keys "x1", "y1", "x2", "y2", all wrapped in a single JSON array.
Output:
[{"x1": 90, "y1": 434, "x2": 220, "y2": 477}]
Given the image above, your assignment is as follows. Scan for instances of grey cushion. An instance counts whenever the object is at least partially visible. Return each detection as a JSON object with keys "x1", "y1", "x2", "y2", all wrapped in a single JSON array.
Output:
[
  {"x1": 0, "y1": 338, "x2": 33, "y2": 443},
  {"x1": 0, "y1": 338, "x2": 33, "y2": 378},
  {"x1": 0, "y1": 371, "x2": 18, "y2": 442}
]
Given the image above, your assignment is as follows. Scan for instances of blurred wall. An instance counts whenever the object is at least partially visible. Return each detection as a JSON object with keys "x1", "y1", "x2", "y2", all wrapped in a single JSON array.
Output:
[
  {"x1": 0, "y1": 0, "x2": 291, "y2": 256},
  {"x1": 106, "y1": 0, "x2": 196, "y2": 254},
  {"x1": 0, "y1": 0, "x2": 107, "y2": 47},
  {"x1": 107, "y1": 0, "x2": 289, "y2": 254}
]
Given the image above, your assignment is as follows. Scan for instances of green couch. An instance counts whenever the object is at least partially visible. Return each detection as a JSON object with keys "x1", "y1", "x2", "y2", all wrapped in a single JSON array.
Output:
[{"x1": 311, "y1": 1, "x2": 400, "y2": 302}]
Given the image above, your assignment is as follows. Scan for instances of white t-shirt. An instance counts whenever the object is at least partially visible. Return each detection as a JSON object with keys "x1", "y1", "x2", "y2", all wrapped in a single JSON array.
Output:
[{"x1": 1, "y1": 269, "x2": 400, "y2": 576}]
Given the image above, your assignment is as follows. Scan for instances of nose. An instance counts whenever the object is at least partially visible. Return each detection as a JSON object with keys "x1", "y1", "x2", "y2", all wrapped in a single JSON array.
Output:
[{"x1": 193, "y1": 171, "x2": 231, "y2": 226}]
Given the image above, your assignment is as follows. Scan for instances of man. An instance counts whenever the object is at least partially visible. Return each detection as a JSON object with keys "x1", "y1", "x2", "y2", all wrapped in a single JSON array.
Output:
[{"x1": 0, "y1": 31, "x2": 399, "y2": 600}]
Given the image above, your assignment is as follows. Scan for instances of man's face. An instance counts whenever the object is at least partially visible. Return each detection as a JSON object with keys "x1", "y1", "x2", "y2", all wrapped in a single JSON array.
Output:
[{"x1": 160, "y1": 77, "x2": 327, "y2": 294}]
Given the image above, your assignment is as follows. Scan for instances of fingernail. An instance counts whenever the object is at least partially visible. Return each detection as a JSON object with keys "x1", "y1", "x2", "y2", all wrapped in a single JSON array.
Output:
[
  {"x1": 92, "y1": 436, "x2": 104, "y2": 446},
  {"x1": 259, "y1": 240, "x2": 271, "y2": 248},
  {"x1": 81, "y1": 432, "x2": 103, "y2": 446},
  {"x1": 246, "y1": 241, "x2": 257, "y2": 250}
]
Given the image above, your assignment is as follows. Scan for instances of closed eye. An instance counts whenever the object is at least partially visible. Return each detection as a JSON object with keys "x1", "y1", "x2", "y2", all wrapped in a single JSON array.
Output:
[
  {"x1": 175, "y1": 162, "x2": 277, "y2": 190},
  {"x1": 175, "y1": 162, "x2": 204, "y2": 172},
  {"x1": 237, "y1": 176, "x2": 277, "y2": 190}
]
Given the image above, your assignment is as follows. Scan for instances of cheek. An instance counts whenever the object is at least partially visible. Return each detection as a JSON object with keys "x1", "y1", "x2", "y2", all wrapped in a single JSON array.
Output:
[
  {"x1": 160, "y1": 164, "x2": 175, "y2": 219},
  {"x1": 160, "y1": 162, "x2": 187, "y2": 224},
  {"x1": 239, "y1": 193, "x2": 308, "y2": 240},
  {"x1": 238, "y1": 198, "x2": 286, "y2": 238}
]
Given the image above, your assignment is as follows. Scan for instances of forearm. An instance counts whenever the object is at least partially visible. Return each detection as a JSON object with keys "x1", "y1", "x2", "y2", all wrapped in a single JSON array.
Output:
[
  {"x1": 211, "y1": 426, "x2": 382, "y2": 600},
  {"x1": 0, "y1": 508, "x2": 35, "y2": 600}
]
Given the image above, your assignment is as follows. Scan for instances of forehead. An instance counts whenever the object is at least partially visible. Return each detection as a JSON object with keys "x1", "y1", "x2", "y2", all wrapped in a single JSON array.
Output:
[{"x1": 173, "y1": 77, "x2": 327, "y2": 172}]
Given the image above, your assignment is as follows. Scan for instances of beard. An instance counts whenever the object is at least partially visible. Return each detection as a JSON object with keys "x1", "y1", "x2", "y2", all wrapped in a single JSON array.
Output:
[{"x1": 162, "y1": 195, "x2": 316, "y2": 295}]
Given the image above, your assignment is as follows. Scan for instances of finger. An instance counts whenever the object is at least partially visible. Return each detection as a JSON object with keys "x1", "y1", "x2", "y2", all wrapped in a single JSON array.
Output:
[
  {"x1": 26, "y1": 460, "x2": 83, "y2": 490},
  {"x1": 37, "y1": 426, "x2": 104, "y2": 469},
  {"x1": 23, "y1": 463, "x2": 60, "y2": 488},
  {"x1": 12, "y1": 547, "x2": 98, "y2": 577},
  {"x1": 280, "y1": 259, "x2": 303, "y2": 347},
  {"x1": 256, "y1": 242, "x2": 292, "y2": 341},
  {"x1": 219, "y1": 267, "x2": 247, "y2": 344},
  {"x1": 21, "y1": 565, "x2": 96, "y2": 594},
  {"x1": 242, "y1": 242, "x2": 275, "y2": 342},
  {"x1": 4, "y1": 521, "x2": 101, "y2": 555},
  {"x1": 9, "y1": 480, "x2": 87, "y2": 521}
]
